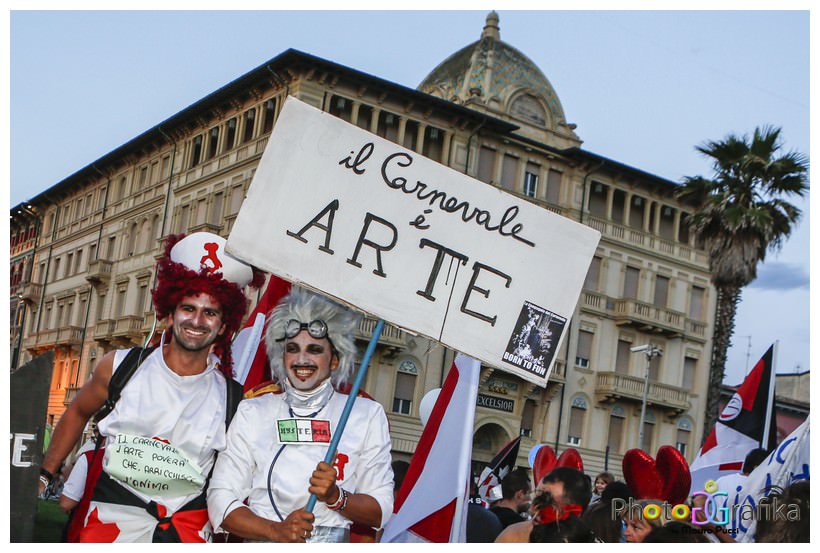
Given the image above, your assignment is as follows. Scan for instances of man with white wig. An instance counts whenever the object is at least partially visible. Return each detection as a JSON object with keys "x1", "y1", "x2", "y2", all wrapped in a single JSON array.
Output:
[{"x1": 207, "y1": 288, "x2": 394, "y2": 542}]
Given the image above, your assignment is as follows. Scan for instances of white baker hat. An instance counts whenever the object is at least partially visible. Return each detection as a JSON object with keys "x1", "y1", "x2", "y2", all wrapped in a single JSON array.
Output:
[{"x1": 169, "y1": 232, "x2": 253, "y2": 288}]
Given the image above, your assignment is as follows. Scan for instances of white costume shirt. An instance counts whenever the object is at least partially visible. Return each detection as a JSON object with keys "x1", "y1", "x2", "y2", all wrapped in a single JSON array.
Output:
[
  {"x1": 96, "y1": 347, "x2": 228, "y2": 514},
  {"x1": 207, "y1": 390, "x2": 394, "y2": 538},
  {"x1": 61, "y1": 439, "x2": 97, "y2": 502}
]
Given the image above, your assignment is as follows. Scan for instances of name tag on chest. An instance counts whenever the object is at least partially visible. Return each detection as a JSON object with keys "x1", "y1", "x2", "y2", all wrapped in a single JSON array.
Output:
[{"x1": 277, "y1": 418, "x2": 332, "y2": 445}]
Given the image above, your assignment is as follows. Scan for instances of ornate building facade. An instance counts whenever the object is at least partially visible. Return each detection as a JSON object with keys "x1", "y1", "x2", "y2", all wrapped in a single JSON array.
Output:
[{"x1": 11, "y1": 13, "x2": 715, "y2": 479}]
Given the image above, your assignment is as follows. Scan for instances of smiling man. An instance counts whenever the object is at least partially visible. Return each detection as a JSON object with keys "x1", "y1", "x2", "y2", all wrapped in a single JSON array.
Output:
[
  {"x1": 207, "y1": 288, "x2": 394, "y2": 542},
  {"x1": 38, "y1": 232, "x2": 264, "y2": 542}
]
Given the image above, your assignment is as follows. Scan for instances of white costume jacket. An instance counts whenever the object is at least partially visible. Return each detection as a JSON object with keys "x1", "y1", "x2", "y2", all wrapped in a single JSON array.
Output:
[{"x1": 207, "y1": 390, "x2": 394, "y2": 539}]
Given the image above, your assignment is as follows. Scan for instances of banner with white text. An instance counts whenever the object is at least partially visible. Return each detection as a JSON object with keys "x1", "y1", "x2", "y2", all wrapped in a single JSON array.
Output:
[{"x1": 227, "y1": 97, "x2": 600, "y2": 386}]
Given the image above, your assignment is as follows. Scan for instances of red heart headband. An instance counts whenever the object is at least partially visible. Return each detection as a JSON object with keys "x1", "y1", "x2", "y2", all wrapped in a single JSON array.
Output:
[
  {"x1": 622, "y1": 445, "x2": 691, "y2": 506},
  {"x1": 532, "y1": 445, "x2": 584, "y2": 485}
]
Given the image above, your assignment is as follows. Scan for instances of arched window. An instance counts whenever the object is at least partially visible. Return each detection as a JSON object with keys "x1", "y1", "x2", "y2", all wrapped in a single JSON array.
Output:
[
  {"x1": 568, "y1": 396, "x2": 588, "y2": 446},
  {"x1": 607, "y1": 405, "x2": 625, "y2": 454},
  {"x1": 676, "y1": 418, "x2": 692, "y2": 456}
]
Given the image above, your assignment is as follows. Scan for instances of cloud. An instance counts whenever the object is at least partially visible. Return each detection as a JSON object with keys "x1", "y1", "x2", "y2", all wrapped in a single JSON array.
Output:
[{"x1": 748, "y1": 262, "x2": 810, "y2": 291}]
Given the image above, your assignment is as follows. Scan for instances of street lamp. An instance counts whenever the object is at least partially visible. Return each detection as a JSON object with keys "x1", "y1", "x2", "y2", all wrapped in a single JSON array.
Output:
[{"x1": 631, "y1": 344, "x2": 663, "y2": 450}]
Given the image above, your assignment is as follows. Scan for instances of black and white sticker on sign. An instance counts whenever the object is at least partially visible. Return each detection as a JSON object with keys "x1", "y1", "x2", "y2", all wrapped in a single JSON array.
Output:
[{"x1": 502, "y1": 301, "x2": 566, "y2": 379}]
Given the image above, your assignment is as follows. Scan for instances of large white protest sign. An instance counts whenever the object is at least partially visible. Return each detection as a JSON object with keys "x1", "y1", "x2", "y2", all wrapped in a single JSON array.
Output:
[
  {"x1": 227, "y1": 97, "x2": 600, "y2": 386},
  {"x1": 732, "y1": 419, "x2": 809, "y2": 542}
]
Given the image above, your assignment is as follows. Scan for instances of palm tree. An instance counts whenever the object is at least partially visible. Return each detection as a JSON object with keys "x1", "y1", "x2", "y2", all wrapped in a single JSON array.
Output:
[{"x1": 677, "y1": 125, "x2": 808, "y2": 441}]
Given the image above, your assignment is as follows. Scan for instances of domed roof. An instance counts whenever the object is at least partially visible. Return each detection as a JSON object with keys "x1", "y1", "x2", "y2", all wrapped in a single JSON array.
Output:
[{"x1": 419, "y1": 12, "x2": 578, "y2": 145}]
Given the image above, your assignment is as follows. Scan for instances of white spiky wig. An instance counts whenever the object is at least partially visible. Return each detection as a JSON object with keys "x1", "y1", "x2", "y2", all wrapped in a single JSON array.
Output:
[{"x1": 265, "y1": 287, "x2": 361, "y2": 387}]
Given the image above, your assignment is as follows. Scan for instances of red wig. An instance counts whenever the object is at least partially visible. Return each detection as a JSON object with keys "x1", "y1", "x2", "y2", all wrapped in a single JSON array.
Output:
[{"x1": 152, "y1": 234, "x2": 265, "y2": 377}]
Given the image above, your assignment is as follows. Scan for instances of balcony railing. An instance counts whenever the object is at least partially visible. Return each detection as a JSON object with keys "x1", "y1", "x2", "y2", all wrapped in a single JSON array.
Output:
[
  {"x1": 585, "y1": 215, "x2": 709, "y2": 267},
  {"x1": 594, "y1": 371, "x2": 690, "y2": 415},
  {"x1": 94, "y1": 319, "x2": 115, "y2": 341},
  {"x1": 20, "y1": 281, "x2": 43, "y2": 303},
  {"x1": 86, "y1": 259, "x2": 113, "y2": 285},
  {"x1": 113, "y1": 315, "x2": 145, "y2": 341},
  {"x1": 581, "y1": 291, "x2": 707, "y2": 341},
  {"x1": 355, "y1": 317, "x2": 408, "y2": 355},
  {"x1": 64, "y1": 386, "x2": 80, "y2": 406}
]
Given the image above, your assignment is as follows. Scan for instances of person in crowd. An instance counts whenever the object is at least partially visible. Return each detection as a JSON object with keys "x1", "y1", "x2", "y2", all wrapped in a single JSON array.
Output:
[
  {"x1": 589, "y1": 471, "x2": 614, "y2": 504},
  {"x1": 38, "y1": 232, "x2": 263, "y2": 542},
  {"x1": 496, "y1": 466, "x2": 592, "y2": 543},
  {"x1": 580, "y1": 501, "x2": 623, "y2": 542},
  {"x1": 207, "y1": 288, "x2": 394, "y2": 543},
  {"x1": 488, "y1": 467, "x2": 532, "y2": 529},
  {"x1": 714, "y1": 447, "x2": 768, "y2": 511},
  {"x1": 756, "y1": 479, "x2": 810, "y2": 543},
  {"x1": 622, "y1": 499, "x2": 673, "y2": 543},
  {"x1": 466, "y1": 475, "x2": 503, "y2": 543}
]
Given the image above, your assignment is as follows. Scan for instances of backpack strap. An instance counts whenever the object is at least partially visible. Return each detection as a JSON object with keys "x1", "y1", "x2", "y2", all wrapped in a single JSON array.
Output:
[
  {"x1": 98, "y1": 346, "x2": 155, "y2": 421},
  {"x1": 225, "y1": 378, "x2": 244, "y2": 428}
]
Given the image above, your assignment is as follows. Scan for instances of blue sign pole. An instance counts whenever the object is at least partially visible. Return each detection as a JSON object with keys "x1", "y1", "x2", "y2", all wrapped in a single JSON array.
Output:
[{"x1": 305, "y1": 319, "x2": 385, "y2": 513}]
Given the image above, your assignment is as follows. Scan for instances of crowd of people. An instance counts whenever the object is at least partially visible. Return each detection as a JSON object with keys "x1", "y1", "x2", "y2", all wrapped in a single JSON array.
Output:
[
  {"x1": 38, "y1": 231, "x2": 809, "y2": 543},
  {"x1": 462, "y1": 460, "x2": 810, "y2": 543}
]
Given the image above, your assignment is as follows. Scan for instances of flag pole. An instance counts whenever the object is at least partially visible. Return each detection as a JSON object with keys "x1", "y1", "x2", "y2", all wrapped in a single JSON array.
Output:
[
  {"x1": 305, "y1": 319, "x2": 385, "y2": 513},
  {"x1": 761, "y1": 341, "x2": 778, "y2": 449}
]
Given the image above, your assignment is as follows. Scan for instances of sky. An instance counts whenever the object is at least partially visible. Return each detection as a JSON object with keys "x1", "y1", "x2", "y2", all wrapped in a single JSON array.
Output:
[{"x1": 6, "y1": 4, "x2": 813, "y2": 388}]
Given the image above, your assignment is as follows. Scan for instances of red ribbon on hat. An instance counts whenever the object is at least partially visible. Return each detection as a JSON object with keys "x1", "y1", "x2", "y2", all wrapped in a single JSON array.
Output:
[{"x1": 534, "y1": 503, "x2": 583, "y2": 525}]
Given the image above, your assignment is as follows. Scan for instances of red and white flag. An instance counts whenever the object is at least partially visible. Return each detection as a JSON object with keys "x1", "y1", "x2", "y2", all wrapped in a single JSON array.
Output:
[
  {"x1": 689, "y1": 343, "x2": 778, "y2": 493},
  {"x1": 380, "y1": 354, "x2": 481, "y2": 543},
  {"x1": 231, "y1": 274, "x2": 291, "y2": 391}
]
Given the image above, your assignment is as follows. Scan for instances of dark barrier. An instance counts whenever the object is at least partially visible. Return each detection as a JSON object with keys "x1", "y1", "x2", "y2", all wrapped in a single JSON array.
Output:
[{"x1": 10, "y1": 351, "x2": 54, "y2": 542}]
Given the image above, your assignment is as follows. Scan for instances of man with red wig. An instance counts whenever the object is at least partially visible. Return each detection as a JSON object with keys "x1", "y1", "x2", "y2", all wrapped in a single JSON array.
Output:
[{"x1": 38, "y1": 232, "x2": 264, "y2": 542}]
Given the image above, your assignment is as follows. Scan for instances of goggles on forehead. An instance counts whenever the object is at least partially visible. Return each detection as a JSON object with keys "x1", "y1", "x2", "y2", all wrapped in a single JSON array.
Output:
[{"x1": 279, "y1": 319, "x2": 330, "y2": 341}]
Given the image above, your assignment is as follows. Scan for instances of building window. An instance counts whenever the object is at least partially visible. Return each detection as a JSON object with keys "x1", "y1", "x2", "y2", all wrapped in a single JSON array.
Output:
[
  {"x1": 356, "y1": 104, "x2": 373, "y2": 130},
  {"x1": 392, "y1": 371, "x2": 416, "y2": 415},
  {"x1": 623, "y1": 266, "x2": 640, "y2": 299},
  {"x1": 229, "y1": 185, "x2": 244, "y2": 215},
  {"x1": 679, "y1": 212, "x2": 691, "y2": 244},
  {"x1": 208, "y1": 126, "x2": 220, "y2": 159},
  {"x1": 329, "y1": 95, "x2": 353, "y2": 122},
  {"x1": 607, "y1": 406, "x2": 625, "y2": 453},
  {"x1": 225, "y1": 118, "x2": 237, "y2": 151},
  {"x1": 588, "y1": 181, "x2": 607, "y2": 217},
  {"x1": 500, "y1": 154, "x2": 518, "y2": 191},
  {"x1": 689, "y1": 285, "x2": 705, "y2": 320},
  {"x1": 243, "y1": 108, "x2": 256, "y2": 143},
  {"x1": 161, "y1": 155, "x2": 171, "y2": 180},
  {"x1": 139, "y1": 166, "x2": 149, "y2": 188},
  {"x1": 524, "y1": 163, "x2": 539, "y2": 198},
  {"x1": 114, "y1": 284, "x2": 128, "y2": 318},
  {"x1": 127, "y1": 222, "x2": 138, "y2": 255},
  {"x1": 584, "y1": 256, "x2": 602, "y2": 291},
  {"x1": 52, "y1": 257, "x2": 61, "y2": 282},
  {"x1": 477, "y1": 146, "x2": 496, "y2": 184},
  {"x1": 653, "y1": 274, "x2": 670, "y2": 307},
  {"x1": 377, "y1": 111, "x2": 399, "y2": 142},
  {"x1": 648, "y1": 351, "x2": 662, "y2": 382},
  {"x1": 520, "y1": 399, "x2": 535, "y2": 437},
  {"x1": 629, "y1": 195, "x2": 645, "y2": 230},
  {"x1": 136, "y1": 283, "x2": 148, "y2": 315},
  {"x1": 611, "y1": 189, "x2": 626, "y2": 224},
  {"x1": 682, "y1": 356, "x2": 697, "y2": 389},
  {"x1": 568, "y1": 396, "x2": 587, "y2": 446},
  {"x1": 263, "y1": 98, "x2": 277, "y2": 134},
  {"x1": 75, "y1": 249, "x2": 83, "y2": 274},
  {"x1": 190, "y1": 134, "x2": 203, "y2": 168},
  {"x1": 402, "y1": 120, "x2": 419, "y2": 151},
  {"x1": 615, "y1": 339, "x2": 631, "y2": 374},
  {"x1": 422, "y1": 126, "x2": 444, "y2": 162},
  {"x1": 676, "y1": 418, "x2": 692, "y2": 456},
  {"x1": 178, "y1": 204, "x2": 190, "y2": 233},
  {"x1": 641, "y1": 411, "x2": 656, "y2": 453},
  {"x1": 211, "y1": 192, "x2": 224, "y2": 226},
  {"x1": 575, "y1": 329, "x2": 593, "y2": 369},
  {"x1": 66, "y1": 253, "x2": 73, "y2": 277}
]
